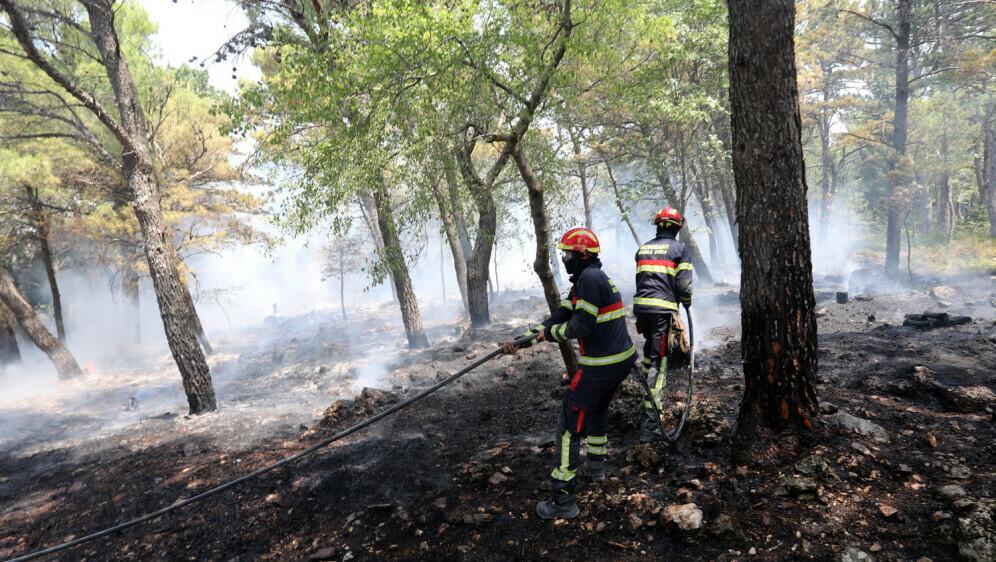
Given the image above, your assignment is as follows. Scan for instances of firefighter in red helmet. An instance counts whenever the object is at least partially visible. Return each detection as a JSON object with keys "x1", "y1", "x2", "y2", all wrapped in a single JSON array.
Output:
[
  {"x1": 633, "y1": 207, "x2": 694, "y2": 441},
  {"x1": 502, "y1": 227, "x2": 636, "y2": 520}
]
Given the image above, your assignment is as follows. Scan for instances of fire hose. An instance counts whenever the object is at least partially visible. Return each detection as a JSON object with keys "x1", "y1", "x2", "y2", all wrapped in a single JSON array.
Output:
[
  {"x1": 634, "y1": 306, "x2": 695, "y2": 442},
  {"x1": 6, "y1": 334, "x2": 535, "y2": 562}
]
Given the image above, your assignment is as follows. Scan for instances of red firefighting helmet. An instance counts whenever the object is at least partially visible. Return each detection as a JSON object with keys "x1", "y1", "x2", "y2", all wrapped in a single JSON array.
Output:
[
  {"x1": 653, "y1": 206, "x2": 684, "y2": 229},
  {"x1": 557, "y1": 227, "x2": 600, "y2": 255}
]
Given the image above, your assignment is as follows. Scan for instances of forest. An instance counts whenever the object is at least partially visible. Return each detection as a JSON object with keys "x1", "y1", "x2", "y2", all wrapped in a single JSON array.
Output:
[{"x1": 0, "y1": 0, "x2": 993, "y2": 561}]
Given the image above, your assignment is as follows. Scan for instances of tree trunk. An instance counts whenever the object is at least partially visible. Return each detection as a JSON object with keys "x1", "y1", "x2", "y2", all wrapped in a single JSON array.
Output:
[
  {"x1": 728, "y1": 0, "x2": 819, "y2": 465},
  {"x1": 456, "y1": 140, "x2": 513, "y2": 327},
  {"x1": 885, "y1": 0, "x2": 912, "y2": 278},
  {"x1": 433, "y1": 174, "x2": 470, "y2": 311},
  {"x1": 987, "y1": 119, "x2": 996, "y2": 238},
  {"x1": 373, "y1": 181, "x2": 429, "y2": 349},
  {"x1": 818, "y1": 99, "x2": 833, "y2": 245},
  {"x1": 512, "y1": 143, "x2": 578, "y2": 376},
  {"x1": 0, "y1": 303, "x2": 22, "y2": 367},
  {"x1": 694, "y1": 168, "x2": 724, "y2": 267},
  {"x1": 0, "y1": 268, "x2": 81, "y2": 379},
  {"x1": 719, "y1": 177, "x2": 740, "y2": 252},
  {"x1": 570, "y1": 129, "x2": 594, "y2": 230},
  {"x1": 339, "y1": 248, "x2": 347, "y2": 320},
  {"x1": 25, "y1": 186, "x2": 66, "y2": 342},
  {"x1": 84, "y1": 0, "x2": 216, "y2": 413},
  {"x1": 916, "y1": 169, "x2": 932, "y2": 236},
  {"x1": 358, "y1": 193, "x2": 399, "y2": 303},
  {"x1": 605, "y1": 161, "x2": 642, "y2": 245}
]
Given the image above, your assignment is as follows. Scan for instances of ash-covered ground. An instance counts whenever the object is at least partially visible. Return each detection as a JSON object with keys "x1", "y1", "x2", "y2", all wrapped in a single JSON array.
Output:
[{"x1": 0, "y1": 273, "x2": 993, "y2": 561}]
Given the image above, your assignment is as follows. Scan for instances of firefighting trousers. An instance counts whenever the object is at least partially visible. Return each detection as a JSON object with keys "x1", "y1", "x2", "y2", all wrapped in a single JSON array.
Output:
[
  {"x1": 636, "y1": 313, "x2": 673, "y2": 416},
  {"x1": 550, "y1": 360, "x2": 633, "y2": 482}
]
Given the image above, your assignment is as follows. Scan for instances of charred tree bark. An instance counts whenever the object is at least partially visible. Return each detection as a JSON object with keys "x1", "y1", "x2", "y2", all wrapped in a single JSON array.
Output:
[
  {"x1": 0, "y1": 303, "x2": 22, "y2": 367},
  {"x1": 0, "y1": 268, "x2": 81, "y2": 379},
  {"x1": 605, "y1": 161, "x2": 642, "y2": 245},
  {"x1": 512, "y1": 143, "x2": 578, "y2": 376},
  {"x1": 373, "y1": 182, "x2": 429, "y2": 349},
  {"x1": 885, "y1": 0, "x2": 912, "y2": 278},
  {"x1": 728, "y1": 0, "x2": 819, "y2": 465},
  {"x1": 24, "y1": 185, "x2": 66, "y2": 342}
]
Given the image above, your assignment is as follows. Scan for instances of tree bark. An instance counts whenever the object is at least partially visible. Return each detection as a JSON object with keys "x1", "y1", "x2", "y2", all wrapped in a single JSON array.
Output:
[
  {"x1": 0, "y1": 303, "x2": 22, "y2": 367},
  {"x1": 82, "y1": 0, "x2": 216, "y2": 413},
  {"x1": 728, "y1": 0, "x2": 819, "y2": 465},
  {"x1": 456, "y1": 138, "x2": 513, "y2": 327},
  {"x1": 24, "y1": 186, "x2": 66, "y2": 342},
  {"x1": 0, "y1": 268, "x2": 81, "y2": 379},
  {"x1": 916, "y1": 168, "x2": 933, "y2": 236},
  {"x1": 512, "y1": 143, "x2": 578, "y2": 376},
  {"x1": 373, "y1": 181, "x2": 429, "y2": 349},
  {"x1": 885, "y1": 0, "x2": 912, "y2": 278}
]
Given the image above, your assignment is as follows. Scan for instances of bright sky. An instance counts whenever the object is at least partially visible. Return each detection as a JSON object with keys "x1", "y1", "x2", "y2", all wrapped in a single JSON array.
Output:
[{"x1": 138, "y1": 0, "x2": 261, "y2": 93}]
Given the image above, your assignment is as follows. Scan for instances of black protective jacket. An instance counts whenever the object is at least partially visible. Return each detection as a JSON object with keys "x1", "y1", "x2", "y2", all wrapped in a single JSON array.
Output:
[
  {"x1": 520, "y1": 259, "x2": 635, "y2": 367},
  {"x1": 633, "y1": 233, "x2": 694, "y2": 316}
]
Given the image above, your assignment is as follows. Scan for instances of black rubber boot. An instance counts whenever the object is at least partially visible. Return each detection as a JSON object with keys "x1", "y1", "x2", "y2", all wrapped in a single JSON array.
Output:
[
  {"x1": 536, "y1": 479, "x2": 579, "y2": 520},
  {"x1": 582, "y1": 460, "x2": 605, "y2": 482}
]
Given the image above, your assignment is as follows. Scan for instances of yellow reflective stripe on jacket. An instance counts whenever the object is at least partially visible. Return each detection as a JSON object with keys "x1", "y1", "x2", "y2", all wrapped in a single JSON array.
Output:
[
  {"x1": 548, "y1": 322, "x2": 569, "y2": 342},
  {"x1": 596, "y1": 308, "x2": 626, "y2": 323},
  {"x1": 574, "y1": 299, "x2": 598, "y2": 316},
  {"x1": 636, "y1": 264, "x2": 677, "y2": 275},
  {"x1": 578, "y1": 345, "x2": 636, "y2": 366},
  {"x1": 632, "y1": 297, "x2": 679, "y2": 311},
  {"x1": 676, "y1": 263, "x2": 693, "y2": 273},
  {"x1": 561, "y1": 299, "x2": 574, "y2": 310}
]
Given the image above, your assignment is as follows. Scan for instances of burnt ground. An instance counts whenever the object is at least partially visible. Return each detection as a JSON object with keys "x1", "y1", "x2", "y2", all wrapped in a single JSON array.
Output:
[{"x1": 1, "y1": 274, "x2": 994, "y2": 562}]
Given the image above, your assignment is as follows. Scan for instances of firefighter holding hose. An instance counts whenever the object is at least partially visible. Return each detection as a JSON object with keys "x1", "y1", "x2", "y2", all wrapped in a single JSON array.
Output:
[
  {"x1": 502, "y1": 227, "x2": 636, "y2": 520},
  {"x1": 633, "y1": 206, "x2": 694, "y2": 442}
]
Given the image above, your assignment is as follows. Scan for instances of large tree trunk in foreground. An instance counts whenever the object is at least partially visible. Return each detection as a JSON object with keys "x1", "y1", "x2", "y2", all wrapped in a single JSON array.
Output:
[
  {"x1": 728, "y1": 0, "x2": 819, "y2": 465},
  {"x1": 0, "y1": 268, "x2": 81, "y2": 378},
  {"x1": 84, "y1": 0, "x2": 216, "y2": 412},
  {"x1": 373, "y1": 182, "x2": 429, "y2": 349},
  {"x1": 25, "y1": 186, "x2": 66, "y2": 342},
  {"x1": 0, "y1": 303, "x2": 22, "y2": 367},
  {"x1": 512, "y1": 144, "x2": 578, "y2": 376}
]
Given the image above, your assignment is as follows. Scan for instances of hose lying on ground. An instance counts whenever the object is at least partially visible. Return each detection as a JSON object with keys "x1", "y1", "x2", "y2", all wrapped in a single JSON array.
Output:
[{"x1": 7, "y1": 337, "x2": 529, "y2": 562}]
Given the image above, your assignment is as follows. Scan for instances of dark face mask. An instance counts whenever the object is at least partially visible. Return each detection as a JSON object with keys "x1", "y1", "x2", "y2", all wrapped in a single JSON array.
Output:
[{"x1": 561, "y1": 251, "x2": 582, "y2": 276}]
